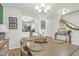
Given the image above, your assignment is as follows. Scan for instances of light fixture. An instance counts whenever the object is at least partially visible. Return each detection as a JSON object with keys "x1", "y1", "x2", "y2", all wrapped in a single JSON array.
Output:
[
  {"x1": 22, "y1": 16, "x2": 32, "y2": 22},
  {"x1": 59, "y1": 8, "x2": 69, "y2": 15},
  {"x1": 35, "y1": 3, "x2": 50, "y2": 14}
]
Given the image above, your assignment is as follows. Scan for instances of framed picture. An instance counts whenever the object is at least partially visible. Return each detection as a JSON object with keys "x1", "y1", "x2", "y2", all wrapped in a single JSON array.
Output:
[
  {"x1": 9, "y1": 17, "x2": 17, "y2": 29},
  {"x1": 9, "y1": 17, "x2": 17, "y2": 23},
  {"x1": 9, "y1": 24, "x2": 17, "y2": 29},
  {"x1": 22, "y1": 21, "x2": 31, "y2": 32}
]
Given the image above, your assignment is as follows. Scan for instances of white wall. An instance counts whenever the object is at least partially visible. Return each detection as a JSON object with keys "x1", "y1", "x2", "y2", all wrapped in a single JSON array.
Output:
[
  {"x1": 3, "y1": 5, "x2": 79, "y2": 49},
  {"x1": 49, "y1": 15, "x2": 61, "y2": 39},
  {"x1": 3, "y1": 7, "x2": 22, "y2": 49},
  {"x1": 3, "y1": 7, "x2": 52, "y2": 49},
  {"x1": 23, "y1": 13, "x2": 52, "y2": 37},
  {"x1": 48, "y1": 10, "x2": 79, "y2": 46},
  {"x1": 35, "y1": 14, "x2": 51, "y2": 37},
  {"x1": 50, "y1": 12, "x2": 79, "y2": 46}
]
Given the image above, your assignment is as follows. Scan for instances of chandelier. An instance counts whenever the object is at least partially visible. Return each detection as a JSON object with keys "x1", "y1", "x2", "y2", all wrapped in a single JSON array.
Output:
[{"x1": 35, "y1": 4, "x2": 50, "y2": 14}]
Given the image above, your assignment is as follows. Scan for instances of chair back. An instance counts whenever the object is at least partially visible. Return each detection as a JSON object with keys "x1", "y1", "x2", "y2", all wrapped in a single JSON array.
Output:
[
  {"x1": 58, "y1": 28, "x2": 66, "y2": 34},
  {"x1": 20, "y1": 41, "x2": 32, "y2": 56}
]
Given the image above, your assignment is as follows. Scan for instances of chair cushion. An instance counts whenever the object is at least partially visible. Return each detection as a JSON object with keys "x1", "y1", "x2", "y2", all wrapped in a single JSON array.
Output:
[{"x1": 0, "y1": 47, "x2": 8, "y2": 56}]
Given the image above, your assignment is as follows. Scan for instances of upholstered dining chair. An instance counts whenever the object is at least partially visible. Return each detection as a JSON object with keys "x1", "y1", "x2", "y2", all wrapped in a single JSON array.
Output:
[
  {"x1": 20, "y1": 41, "x2": 32, "y2": 56},
  {"x1": 31, "y1": 35, "x2": 39, "y2": 42},
  {"x1": 0, "y1": 38, "x2": 10, "y2": 56},
  {"x1": 54, "y1": 28, "x2": 69, "y2": 43},
  {"x1": 54, "y1": 28, "x2": 72, "y2": 43}
]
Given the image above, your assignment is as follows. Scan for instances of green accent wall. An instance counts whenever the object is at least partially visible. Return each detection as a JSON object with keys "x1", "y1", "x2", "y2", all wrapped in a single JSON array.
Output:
[{"x1": 0, "y1": 4, "x2": 3, "y2": 24}]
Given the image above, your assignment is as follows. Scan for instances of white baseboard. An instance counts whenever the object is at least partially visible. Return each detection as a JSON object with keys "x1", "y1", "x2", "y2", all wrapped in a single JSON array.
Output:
[{"x1": 9, "y1": 46, "x2": 20, "y2": 50}]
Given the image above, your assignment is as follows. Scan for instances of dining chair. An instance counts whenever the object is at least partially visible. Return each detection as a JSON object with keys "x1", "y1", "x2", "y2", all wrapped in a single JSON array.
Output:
[
  {"x1": 20, "y1": 41, "x2": 32, "y2": 56},
  {"x1": 0, "y1": 37, "x2": 10, "y2": 56},
  {"x1": 54, "y1": 28, "x2": 71, "y2": 43},
  {"x1": 31, "y1": 35, "x2": 39, "y2": 42}
]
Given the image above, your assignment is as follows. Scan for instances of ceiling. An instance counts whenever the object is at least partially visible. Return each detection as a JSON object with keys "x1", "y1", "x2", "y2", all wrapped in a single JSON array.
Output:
[{"x1": 2, "y1": 3, "x2": 79, "y2": 19}]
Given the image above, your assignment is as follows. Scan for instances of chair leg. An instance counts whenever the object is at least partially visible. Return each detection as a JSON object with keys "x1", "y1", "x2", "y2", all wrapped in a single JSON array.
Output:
[
  {"x1": 21, "y1": 52, "x2": 22, "y2": 56},
  {"x1": 69, "y1": 34, "x2": 71, "y2": 43},
  {"x1": 54, "y1": 33, "x2": 57, "y2": 40}
]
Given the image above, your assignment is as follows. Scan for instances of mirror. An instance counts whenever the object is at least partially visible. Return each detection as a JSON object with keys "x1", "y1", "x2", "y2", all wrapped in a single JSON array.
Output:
[{"x1": 22, "y1": 21, "x2": 31, "y2": 32}]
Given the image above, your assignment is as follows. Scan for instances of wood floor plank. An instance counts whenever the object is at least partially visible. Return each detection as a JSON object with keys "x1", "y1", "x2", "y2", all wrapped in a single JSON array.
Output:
[{"x1": 9, "y1": 48, "x2": 21, "y2": 56}]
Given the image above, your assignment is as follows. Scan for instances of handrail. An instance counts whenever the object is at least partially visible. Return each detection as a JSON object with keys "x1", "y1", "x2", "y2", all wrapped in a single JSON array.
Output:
[
  {"x1": 60, "y1": 9, "x2": 79, "y2": 30},
  {"x1": 62, "y1": 10, "x2": 79, "y2": 17},
  {"x1": 63, "y1": 20, "x2": 79, "y2": 28},
  {"x1": 60, "y1": 19, "x2": 79, "y2": 30},
  {"x1": 64, "y1": 21, "x2": 79, "y2": 30}
]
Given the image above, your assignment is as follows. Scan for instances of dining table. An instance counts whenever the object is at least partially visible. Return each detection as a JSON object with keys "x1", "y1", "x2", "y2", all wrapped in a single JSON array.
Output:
[{"x1": 27, "y1": 39, "x2": 79, "y2": 56}]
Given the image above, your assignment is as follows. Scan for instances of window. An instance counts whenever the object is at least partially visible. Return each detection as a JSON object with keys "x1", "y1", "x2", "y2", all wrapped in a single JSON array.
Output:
[
  {"x1": 0, "y1": 32, "x2": 5, "y2": 41},
  {"x1": 41, "y1": 20, "x2": 46, "y2": 29}
]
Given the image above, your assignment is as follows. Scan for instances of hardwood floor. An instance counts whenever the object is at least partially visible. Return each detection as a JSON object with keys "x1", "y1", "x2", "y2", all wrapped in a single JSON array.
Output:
[
  {"x1": 9, "y1": 48, "x2": 21, "y2": 56},
  {"x1": 8, "y1": 48, "x2": 79, "y2": 56},
  {"x1": 8, "y1": 47, "x2": 79, "y2": 56}
]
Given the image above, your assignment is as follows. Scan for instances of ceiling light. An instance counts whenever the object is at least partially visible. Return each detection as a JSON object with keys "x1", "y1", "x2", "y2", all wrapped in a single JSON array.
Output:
[
  {"x1": 44, "y1": 9, "x2": 48, "y2": 13},
  {"x1": 38, "y1": 9, "x2": 42, "y2": 13},
  {"x1": 35, "y1": 4, "x2": 50, "y2": 14},
  {"x1": 41, "y1": 4, "x2": 45, "y2": 8},
  {"x1": 46, "y1": 6, "x2": 50, "y2": 10},
  {"x1": 35, "y1": 6, "x2": 39, "y2": 10},
  {"x1": 59, "y1": 8, "x2": 69, "y2": 15}
]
